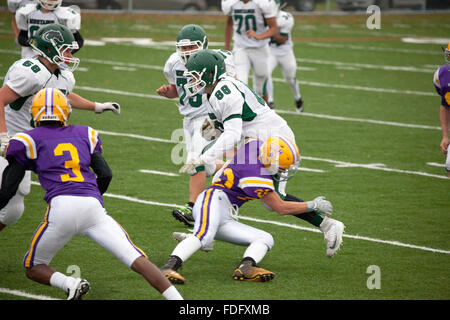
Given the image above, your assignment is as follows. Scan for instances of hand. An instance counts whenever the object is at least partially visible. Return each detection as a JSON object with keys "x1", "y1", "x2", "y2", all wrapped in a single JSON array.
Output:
[
  {"x1": 179, "y1": 156, "x2": 204, "y2": 175},
  {"x1": 306, "y1": 196, "x2": 333, "y2": 216},
  {"x1": 246, "y1": 30, "x2": 260, "y2": 40},
  {"x1": 440, "y1": 137, "x2": 449, "y2": 154},
  {"x1": 156, "y1": 85, "x2": 172, "y2": 97},
  {"x1": 0, "y1": 132, "x2": 11, "y2": 157},
  {"x1": 94, "y1": 102, "x2": 120, "y2": 115},
  {"x1": 201, "y1": 118, "x2": 221, "y2": 141}
]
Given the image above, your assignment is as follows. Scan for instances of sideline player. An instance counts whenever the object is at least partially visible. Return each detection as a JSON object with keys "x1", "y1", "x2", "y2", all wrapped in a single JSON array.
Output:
[
  {"x1": 15, "y1": 0, "x2": 84, "y2": 58},
  {"x1": 222, "y1": 0, "x2": 279, "y2": 102},
  {"x1": 156, "y1": 24, "x2": 235, "y2": 227},
  {"x1": 433, "y1": 42, "x2": 450, "y2": 177},
  {"x1": 161, "y1": 136, "x2": 344, "y2": 284},
  {"x1": 7, "y1": 0, "x2": 36, "y2": 44},
  {"x1": 0, "y1": 88, "x2": 183, "y2": 300},
  {"x1": 0, "y1": 23, "x2": 120, "y2": 232},
  {"x1": 266, "y1": 7, "x2": 304, "y2": 112}
]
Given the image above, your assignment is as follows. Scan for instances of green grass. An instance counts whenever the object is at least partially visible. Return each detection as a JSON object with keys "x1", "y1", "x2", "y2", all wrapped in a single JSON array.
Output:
[{"x1": 0, "y1": 10, "x2": 449, "y2": 302}]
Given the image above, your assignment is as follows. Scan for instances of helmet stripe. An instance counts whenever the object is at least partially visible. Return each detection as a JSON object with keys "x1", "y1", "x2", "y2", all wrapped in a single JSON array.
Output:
[{"x1": 278, "y1": 136, "x2": 299, "y2": 164}]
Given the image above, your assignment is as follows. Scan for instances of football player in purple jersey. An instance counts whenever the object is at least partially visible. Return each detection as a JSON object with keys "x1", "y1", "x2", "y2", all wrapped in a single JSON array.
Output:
[
  {"x1": 0, "y1": 88, "x2": 183, "y2": 300},
  {"x1": 160, "y1": 136, "x2": 345, "y2": 285},
  {"x1": 433, "y1": 42, "x2": 450, "y2": 177}
]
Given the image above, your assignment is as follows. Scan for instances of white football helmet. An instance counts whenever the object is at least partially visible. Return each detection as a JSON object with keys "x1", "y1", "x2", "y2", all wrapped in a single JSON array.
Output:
[{"x1": 38, "y1": 0, "x2": 62, "y2": 10}]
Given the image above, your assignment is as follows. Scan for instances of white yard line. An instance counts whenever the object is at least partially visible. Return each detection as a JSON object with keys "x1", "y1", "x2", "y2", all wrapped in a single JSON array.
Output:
[
  {"x1": 305, "y1": 42, "x2": 441, "y2": 55},
  {"x1": 296, "y1": 57, "x2": 436, "y2": 73},
  {"x1": 139, "y1": 169, "x2": 180, "y2": 177},
  {"x1": 28, "y1": 182, "x2": 449, "y2": 255},
  {"x1": 96, "y1": 130, "x2": 449, "y2": 180},
  {"x1": 0, "y1": 288, "x2": 60, "y2": 300}
]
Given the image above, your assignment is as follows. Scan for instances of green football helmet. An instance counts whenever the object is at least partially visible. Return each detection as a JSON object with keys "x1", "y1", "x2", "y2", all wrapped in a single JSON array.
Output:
[
  {"x1": 176, "y1": 24, "x2": 208, "y2": 64},
  {"x1": 30, "y1": 23, "x2": 80, "y2": 72},
  {"x1": 184, "y1": 49, "x2": 226, "y2": 96}
]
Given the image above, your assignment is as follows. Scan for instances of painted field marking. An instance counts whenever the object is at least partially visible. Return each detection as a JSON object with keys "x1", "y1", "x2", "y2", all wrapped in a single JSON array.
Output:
[
  {"x1": 139, "y1": 169, "x2": 180, "y2": 177},
  {"x1": 296, "y1": 57, "x2": 436, "y2": 73},
  {"x1": 29, "y1": 182, "x2": 448, "y2": 255},
  {"x1": 304, "y1": 42, "x2": 440, "y2": 55},
  {"x1": 0, "y1": 288, "x2": 60, "y2": 300},
  {"x1": 95, "y1": 130, "x2": 449, "y2": 180}
]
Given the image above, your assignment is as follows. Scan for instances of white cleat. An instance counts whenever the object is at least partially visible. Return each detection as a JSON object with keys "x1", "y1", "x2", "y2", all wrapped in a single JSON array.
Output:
[
  {"x1": 320, "y1": 217, "x2": 345, "y2": 258},
  {"x1": 172, "y1": 232, "x2": 214, "y2": 252},
  {"x1": 67, "y1": 278, "x2": 90, "y2": 300}
]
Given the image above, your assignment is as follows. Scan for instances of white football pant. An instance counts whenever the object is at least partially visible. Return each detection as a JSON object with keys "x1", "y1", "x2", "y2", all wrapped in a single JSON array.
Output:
[
  {"x1": 233, "y1": 45, "x2": 270, "y2": 98},
  {"x1": 23, "y1": 196, "x2": 146, "y2": 268},
  {"x1": 191, "y1": 188, "x2": 274, "y2": 264},
  {"x1": 267, "y1": 50, "x2": 301, "y2": 103},
  {"x1": 0, "y1": 157, "x2": 31, "y2": 226}
]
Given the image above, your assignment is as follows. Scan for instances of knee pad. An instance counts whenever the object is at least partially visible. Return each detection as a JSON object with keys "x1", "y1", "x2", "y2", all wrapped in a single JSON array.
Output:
[{"x1": 256, "y1": 232, "x2": 274, "y2": 251}]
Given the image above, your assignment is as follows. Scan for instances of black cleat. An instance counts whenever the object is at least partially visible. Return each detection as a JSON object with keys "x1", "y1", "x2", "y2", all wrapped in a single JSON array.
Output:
[
  {"x1": 172, "y1": 204, "x2": 195, "y2": 227},
  {"x1": 296, "y1": 98, "x2": 304, "y2": 113}
]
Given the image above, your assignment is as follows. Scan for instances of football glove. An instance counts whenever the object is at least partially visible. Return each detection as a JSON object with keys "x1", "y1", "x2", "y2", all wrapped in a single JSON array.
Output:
[
  {"x1": 179, "y1": 156, "x2": 204, "y2": 175},
  {"x1": 94, "y1": 102, "x2": 120, "y2": 115},
  {"x1": 0, "y1": 132, "x2": 11, "y2": 157},
  {"x1": 201, "y1": 118, "x2": 221, "y2": 141},
  {"x1": 306, "y1": 196, "x2": 333, "y2": 216}
]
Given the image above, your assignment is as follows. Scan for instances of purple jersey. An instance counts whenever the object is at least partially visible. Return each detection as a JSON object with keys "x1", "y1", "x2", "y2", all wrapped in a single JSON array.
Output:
[
  {"x1": 6, "y1": 125, "x2": 104, "y2": 205},
  {"x1": 433, "y1": 65, "x2": 450, "y2": 108},
  {"x1": 209, "y1": 139, "x2": 275, "y2": 207}
]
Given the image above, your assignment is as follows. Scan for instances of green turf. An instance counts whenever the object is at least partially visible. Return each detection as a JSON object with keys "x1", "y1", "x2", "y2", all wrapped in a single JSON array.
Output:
[{"x1": 0, "y1": 9, "x2": 449, "y2": 301}]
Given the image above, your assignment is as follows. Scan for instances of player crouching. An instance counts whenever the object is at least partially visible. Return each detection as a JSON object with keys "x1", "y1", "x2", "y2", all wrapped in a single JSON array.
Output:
[{"x1": 160, "y1": 136, "x2": 345, "y2": 284}]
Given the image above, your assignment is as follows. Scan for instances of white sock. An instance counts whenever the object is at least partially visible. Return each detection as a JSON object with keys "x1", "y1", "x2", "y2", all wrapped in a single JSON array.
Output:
[
  {"x1": 171, "y1": 235, "x2": 202, "y2": 262},
  {"x1": 162, "y1": 285, "x2": 183, "y2": 300},
  {"x1": 49, "y1": 272, "x2": 78, "y2": 292},
  {"x1": 243, "y1": 241, "x2": 269, "y2": 265}
]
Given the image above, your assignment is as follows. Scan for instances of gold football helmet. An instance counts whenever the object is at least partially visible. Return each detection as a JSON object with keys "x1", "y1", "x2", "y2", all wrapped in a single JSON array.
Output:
[{"x1": 30, "y1": 88, "x2": 71, "y2": 127}]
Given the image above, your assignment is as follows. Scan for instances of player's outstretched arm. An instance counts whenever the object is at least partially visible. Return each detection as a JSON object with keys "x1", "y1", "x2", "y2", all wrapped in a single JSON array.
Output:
[{"x1": 261, "y1": 191, "x2": 333, "y2": 216}]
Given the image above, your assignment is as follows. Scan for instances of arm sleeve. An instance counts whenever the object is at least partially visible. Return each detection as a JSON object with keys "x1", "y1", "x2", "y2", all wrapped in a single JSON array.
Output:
[
  {"x1": 72, "y1": 31, "x2": 84, "y2": 53},
  {"x1": 17, "y1": 29, "x2": 30, "y2": 46},
  {"x1": 90, "y1": 152, "x2": 112, "y2": 195},
  {"x1": 0, "y1": 158, "x2": 26, "y2": 209}
]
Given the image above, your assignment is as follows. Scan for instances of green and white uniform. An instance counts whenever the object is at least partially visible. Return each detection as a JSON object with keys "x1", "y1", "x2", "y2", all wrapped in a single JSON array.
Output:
[
  {"x1": 15, "y1": 3, "x2": 81, "y2": 58},
  {"x1": 267, "y1": 10, "x2": 301, "y2": 104},
  {"x1": 221, "y1": 0, "x2": 278, "y2": 96},
  {"x1": 3, "y1": 57, "x2": 75, "y2": 136},
  {"x1": 163, "y1": 49, "x2": 235, "y2": 165},
  {"x1": 201, "y1": 75, "x2": 295, "y2": 165}
]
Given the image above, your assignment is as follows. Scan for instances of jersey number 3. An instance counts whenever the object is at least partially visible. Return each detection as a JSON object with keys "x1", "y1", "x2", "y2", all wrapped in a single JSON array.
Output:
[{"x1": 54, "y1": 143, "x2": 85, "y2": 182}]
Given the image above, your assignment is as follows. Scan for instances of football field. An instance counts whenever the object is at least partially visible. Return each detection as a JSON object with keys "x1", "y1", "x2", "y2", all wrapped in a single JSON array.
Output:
[{"x1": 0, "y1": 10, "x2": 449, "y2": 301}]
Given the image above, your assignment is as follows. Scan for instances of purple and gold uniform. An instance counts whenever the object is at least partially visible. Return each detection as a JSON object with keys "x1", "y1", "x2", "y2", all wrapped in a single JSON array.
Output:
[
  {"x1": 6, "y1": 123, "x2": 146, "y2": 269},
  {"x1": 7, "y1": 125, "x2": 104, "y2": 205},
  {"x1": 209, "y1": 139, "x2": 274, "y2": 208},
  {"x1": 433, "y1": 65, "x2": 450, "y2": 108},
  {"x1": 192, "y1": 139, "x2": 274, "y2": 250}
]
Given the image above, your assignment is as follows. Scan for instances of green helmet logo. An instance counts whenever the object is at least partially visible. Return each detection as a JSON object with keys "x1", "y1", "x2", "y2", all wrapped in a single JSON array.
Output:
[
  {"x1": 42, "y1": 30, "x2": 64, "y2": 43},
  {"x1": 183, "y1": 50, "x2": 226, "y2": 96},
  {"x1": 30, "y1": 23, "x2": 80, "y2": 72},
  {"x1": 176, "y1": 24, "x2": 208, "y2": 64}
]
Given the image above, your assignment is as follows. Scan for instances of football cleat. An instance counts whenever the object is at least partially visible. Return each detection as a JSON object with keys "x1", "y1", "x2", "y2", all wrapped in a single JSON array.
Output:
[
  {"x1": 320, "y1": 217, "x2": 345, "y2": 258},
  {"x1": 160, "y1": 256, "x2": 185, "y2": 285},
  {"x1": 172, "y1": 204, "x2": 195, "y2": 227},
  {"x1": 296, "y1": 98, "x2": 304, "y2": 113},
  {"x1": 66, "y1": 278, "x2": 90, "y2": 300},
  {"x1": 173, "y1": 232, "x2": 214, "y2": 252},
  {"x1": 161, "y1": 268, "x2": 186, "y2": 285},
  {"x1": 232, "y1": 261, "x2": 274, "y2": 282}
]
